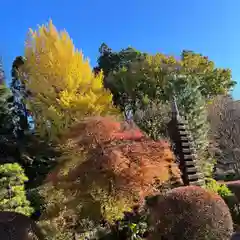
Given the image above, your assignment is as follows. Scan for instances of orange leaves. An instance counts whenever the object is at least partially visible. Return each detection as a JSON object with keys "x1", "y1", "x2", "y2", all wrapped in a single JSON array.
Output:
[
  {"x1": 99, "y1": 140, "x2": 182, "y2": 201},
  {"x1": 63, "y1": 116, "x2": 145, "y2": 146},
  {"x1": 44, "y1": 116, "x2": 182, "y2": 223},
  {"x1": 59, "y1": 116, "x2": 182, "y2": 201}
]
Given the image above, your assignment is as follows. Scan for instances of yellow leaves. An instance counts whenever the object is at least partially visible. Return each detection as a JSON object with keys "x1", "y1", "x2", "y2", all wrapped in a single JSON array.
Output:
[
  {"x1": 145, "y1": 54, "x2": 182, "y2": 76},
  {"x1": 58, "y1": 90, "x2": 72, "y2": 108},
  {"x1": 21, "y1": 20, "x2": 119, "y2": 140},
  {"x1": 91, "y1": 70, "x2": 104, "y2": 90},
  {"x1": 91, "y1": 187, "x2": 132, "y2": 223},
  {"x1": 182, "y1": 51, "x2": 215, "y2": 73}
]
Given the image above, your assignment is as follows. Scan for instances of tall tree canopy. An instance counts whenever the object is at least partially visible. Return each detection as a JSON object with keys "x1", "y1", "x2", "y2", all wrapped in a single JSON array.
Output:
[
  {"x1": 94, "y1": 43, "x2": 146, "y2": 110},
  {"x1": 11, "y1": 56, "x2": 29, "y2": 140},
  {"x1": 96, "y1": 46, "x2": 236, "y2": 112},
  {"x1": 0, "y1": 59, "x2": 20, "y2": 163},
  {"x1": 18, "y1": 21, "x2": 118, "y2": 141}
]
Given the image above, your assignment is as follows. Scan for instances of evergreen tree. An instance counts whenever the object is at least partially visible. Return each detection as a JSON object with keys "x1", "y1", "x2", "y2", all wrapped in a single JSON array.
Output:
[
  {"x1": 11, "y1": 56, "x2": 29, "y2": 140},
  {"x1": 0, "y1": 58, "x2": 19, "y2": 163},
  {"x1": 170, "y1": 74, "x2": 210, "y2": 153},
  {"x1": 172, "y1": 76, "x2": 212, "y2": 175}
]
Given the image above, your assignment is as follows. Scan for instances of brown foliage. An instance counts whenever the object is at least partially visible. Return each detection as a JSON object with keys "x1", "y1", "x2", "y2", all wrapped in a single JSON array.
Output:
[
  {"x1": 43, "y1": 116, "x2": 182, "y2": 225},
  {"x1": 148, "y1": 185, "x2": 233, "y2": 240}
]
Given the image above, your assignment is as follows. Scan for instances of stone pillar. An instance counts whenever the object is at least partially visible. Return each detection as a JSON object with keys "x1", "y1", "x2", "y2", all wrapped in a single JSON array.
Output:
[{"x1": 167, "y1": 97, "x2": 205, "y2": 186}]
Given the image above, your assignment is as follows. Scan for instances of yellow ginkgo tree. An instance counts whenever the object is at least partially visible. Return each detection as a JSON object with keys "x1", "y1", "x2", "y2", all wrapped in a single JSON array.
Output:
[{"x1": 19, "y1": 20, "x2": 118, "y2": 140}]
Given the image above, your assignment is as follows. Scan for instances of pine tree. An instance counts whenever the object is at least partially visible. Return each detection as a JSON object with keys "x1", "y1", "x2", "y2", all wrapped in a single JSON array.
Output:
[
  {"x1": 0, "y1": 58, "x2": 19, "y2": 163},
  {"x1": 171, "y1": 75, "x2": 212, "y2": 176},
  {"x1": 11, "y1": 56, "x2": 29, "y2": 140},
  {"x1": 19, "y1": 20, "x2": 118, "y2": 141}
]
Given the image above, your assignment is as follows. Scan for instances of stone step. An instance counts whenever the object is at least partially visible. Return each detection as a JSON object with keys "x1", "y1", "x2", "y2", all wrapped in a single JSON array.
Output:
[
  {"x1": 177, "y1": 123, "x2": 186, "y2": 128},
  {"x1": 188, "y1": 174, "x2": 199, "y2": 181},
  {"x1": 189, "y1": 179, "x2": 205, "y2": 186},
  {"x1": 180, "y1": 136, "x2": 193, "y2": 142},
  {"x1": 184, "y1": 154, "x2": 197, "y2": 160},
  {"x1": 177, "y1": 125, "x2": 189, "y2": 131},
  {"x1": 182, "y1": 148, "x2": 196, "y2": 154},
  {"x1": 185, "y1": 161, "x2": 197, "y2": 167},
  {"x1": 184, "y1": 157, "x2": 196, "y2": 162},
  {"x1": 181, "y1": 142, "x2": 195, "y2": 148},
  {"x1": 187, "y1": 173, "x2": 203, "y2": 181},
  {"x1": 177, "y1": 120, "x2": 188, "y2": 125},
  {"x1": 179, "y1": 131, "x2": 188, "y2": 136},
  {"x1": 185, "y1": 166, "x2": 198, "y2": 173}
]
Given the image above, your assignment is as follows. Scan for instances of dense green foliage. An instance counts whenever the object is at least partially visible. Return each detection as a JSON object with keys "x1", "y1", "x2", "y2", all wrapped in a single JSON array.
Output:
[
  {"x1": 0, "y1": 163, "x2": 34, "y2": 216},
  {"x1": 0, "y1": 20, "x2": 239, "y2": 239},
  {"x1": 204, "y1": 178, "x2": 233, "y2": 198}
]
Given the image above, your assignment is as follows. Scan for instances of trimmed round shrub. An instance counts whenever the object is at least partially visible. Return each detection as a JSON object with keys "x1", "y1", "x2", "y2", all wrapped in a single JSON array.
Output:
[{"x1": 148, "y1": 186, "x2": 233, "y2": 240}]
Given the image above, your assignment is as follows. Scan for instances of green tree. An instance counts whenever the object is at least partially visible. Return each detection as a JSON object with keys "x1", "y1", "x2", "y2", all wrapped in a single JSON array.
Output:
[
  {"x1": 10, "y1": 56, "x2": 60, "y2": 190},
  {"x1": 94, "y1": 43, "x2": 146, "y2": 111},
  {"x1": 181, "y1": 50, "x2": 236, "y2": 98},
  {"x1": 0, "y1": 58, "x2": 20, "y2": 164},
  {"x1": 96, "y1": 47, "x2": 236, "y2": 113},
  {"x1": 164, "y1": 73, "x2": 212, "y2": 175},
  {"x1": 173, "y1": 75, "x2": 210, "y2": 152},
  {"x1": 0, "y1": 163, "x2": 34, "y2": 216},
  {"x1": 11, "y1": 56, "x2": 29, "y2": 140}
]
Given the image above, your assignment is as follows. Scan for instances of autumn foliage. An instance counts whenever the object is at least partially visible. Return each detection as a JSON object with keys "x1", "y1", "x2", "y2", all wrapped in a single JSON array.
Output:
[
  {"x1": 39, "y1": 116, "x2": 182, "y2": 235},
  {"x1": 19, "y1": 20, "x2": 118, "y2": 141},
  {"x1": 148, "y1": 186, "x2": 233, "y2": 240}
]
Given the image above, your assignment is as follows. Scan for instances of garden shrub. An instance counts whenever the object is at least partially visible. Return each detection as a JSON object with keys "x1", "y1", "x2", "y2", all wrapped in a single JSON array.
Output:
[
  {"x1": 99, "y1": 206, "x2": 149, "y2": 240},
  {"x1": 148, "y1": 186, "x2": 233, "y2": 240},
  {"x1": 0, "y1": 163, "x2": 34, "y2": 216},
  {"x1": 39, "y1": 116, "x2": 182, "y2": 237},
  {"x1": 204, "y1": 177, "x2": 233, "y2": 198}
]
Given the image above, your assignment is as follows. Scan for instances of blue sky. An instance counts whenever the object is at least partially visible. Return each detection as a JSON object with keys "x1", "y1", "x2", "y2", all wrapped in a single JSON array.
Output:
[{"x1": 1, "y1": 0, "x2": 240, "y2": 98}]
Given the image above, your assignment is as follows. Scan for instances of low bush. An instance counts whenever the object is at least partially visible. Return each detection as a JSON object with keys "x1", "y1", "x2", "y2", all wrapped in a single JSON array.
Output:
[
  {"x1": 148, "y1": 186, "x2": 233, "y2": 240},
  {"x1": 204, "y1": 177, "x2": 233, "y2": 198},
  {"x1": 0, "y1": 163, "x2": 34, "y2": 216}
]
